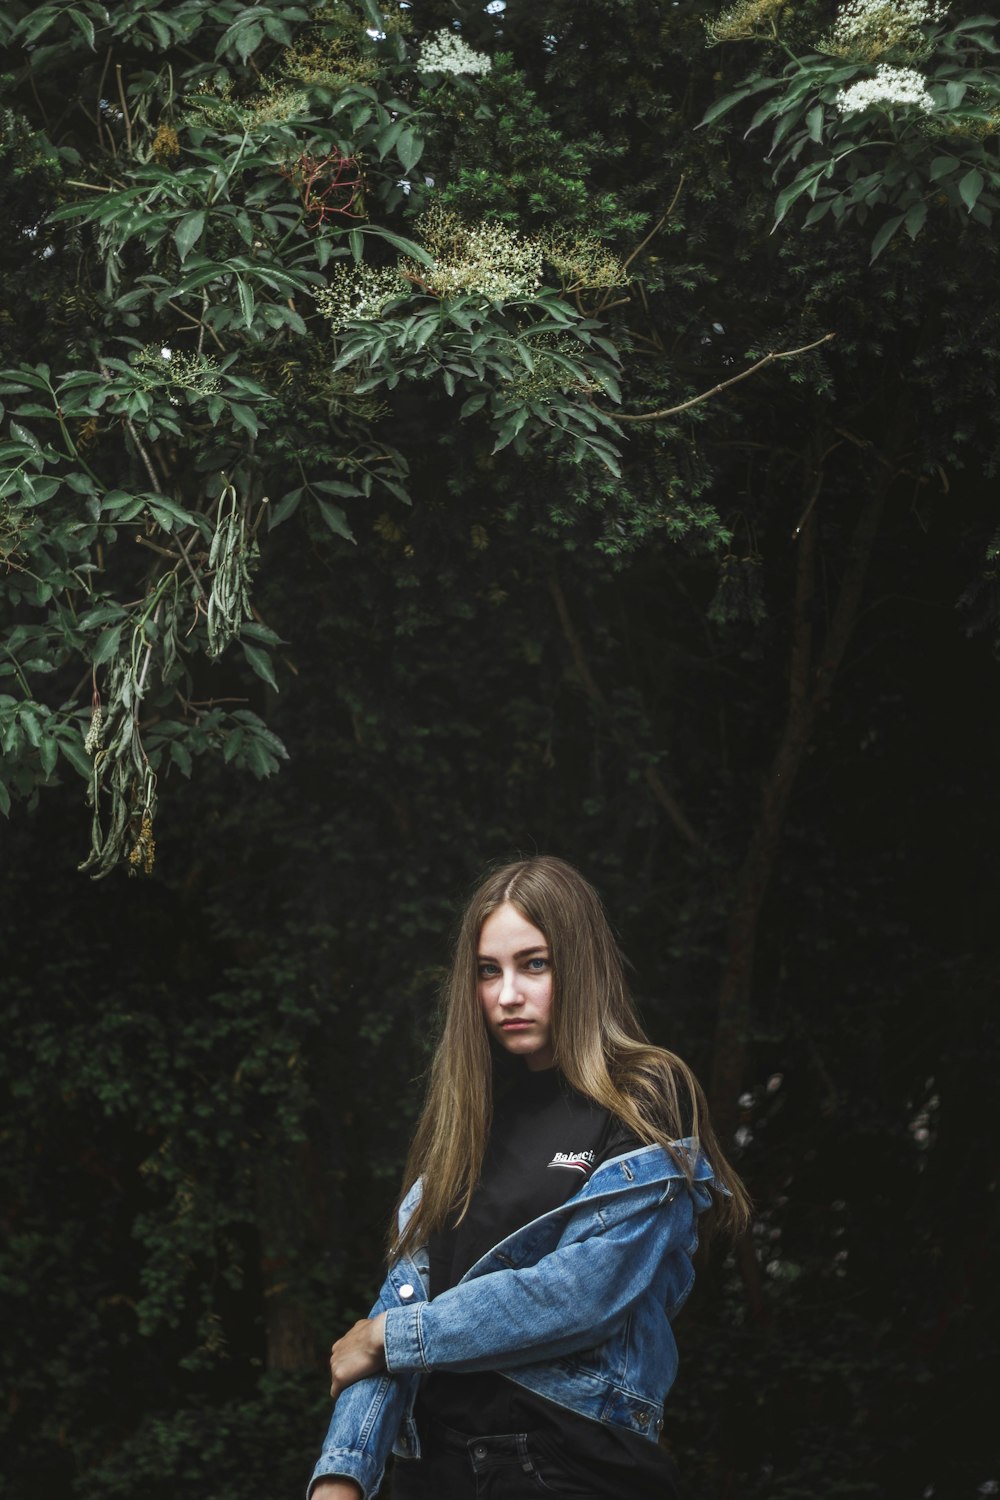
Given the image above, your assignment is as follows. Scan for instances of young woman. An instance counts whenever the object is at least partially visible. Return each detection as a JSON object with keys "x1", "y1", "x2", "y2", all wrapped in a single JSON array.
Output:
[{"x1": 308, "y1": 856, "x2": 749, "y2": 1500}]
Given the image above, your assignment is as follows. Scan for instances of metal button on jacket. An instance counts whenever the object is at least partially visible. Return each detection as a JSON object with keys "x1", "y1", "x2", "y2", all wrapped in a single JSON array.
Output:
[
  {"x1": 398, "y1": 1283, "x2": 414, "y2": 1299},
  {"x1": 472, "y1": 1443, "x2": 488, "y2": 1461}
]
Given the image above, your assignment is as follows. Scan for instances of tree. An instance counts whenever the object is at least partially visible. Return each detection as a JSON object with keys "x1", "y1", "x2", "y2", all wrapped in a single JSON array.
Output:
[{"x1": 0, "y1": 0, "x2": 624, "y2": 874}]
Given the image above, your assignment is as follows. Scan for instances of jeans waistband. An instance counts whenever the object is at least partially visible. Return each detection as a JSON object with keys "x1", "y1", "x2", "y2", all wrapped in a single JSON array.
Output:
[{"x1": 416, "y1": 1409, "x2": 533, "y2": 1469}]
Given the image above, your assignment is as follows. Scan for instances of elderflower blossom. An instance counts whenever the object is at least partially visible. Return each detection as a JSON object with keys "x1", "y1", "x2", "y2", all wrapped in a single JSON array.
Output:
[
  {"x1": 542, "y1": 232, "x2": 630, "y2": 293},
  {"x1": 132, "y1": 346, "x2": 222, "y2": 396},
  {"x1": 315, "y1": 265, "x2": 408, "y2": 328},
  {"x1": 836, "y1": 64, "x2": 935, "y2": 114},
  {"x1": 822, "y1": 0, "x2": 946, "y2": 63},
  {"x1": 705, "y1": 0, "x2": 786, "y2": 45},
  {"x1": 417, "y1": 29, "x2": 492, "y2": 77},
  {"x1": 418, "y1": 207, "x2": 542, "y2": 301}
]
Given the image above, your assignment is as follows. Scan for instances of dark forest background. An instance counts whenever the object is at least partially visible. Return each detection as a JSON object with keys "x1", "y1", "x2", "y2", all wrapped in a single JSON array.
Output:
[{"x1": 2, "y1": 2, "x2": 999, "y2": 1498}]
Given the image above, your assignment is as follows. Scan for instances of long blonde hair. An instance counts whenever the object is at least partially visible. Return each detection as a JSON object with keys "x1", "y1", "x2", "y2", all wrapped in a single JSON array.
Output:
[{"x1": 393, "y1": 856, "x2": 749, "y2": 1255}]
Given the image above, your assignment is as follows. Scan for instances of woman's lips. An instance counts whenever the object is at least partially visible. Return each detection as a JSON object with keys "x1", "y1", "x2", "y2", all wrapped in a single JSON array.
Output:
[{"x1": 500, "y1": 1020, "x2": 533, "y2": 1029}]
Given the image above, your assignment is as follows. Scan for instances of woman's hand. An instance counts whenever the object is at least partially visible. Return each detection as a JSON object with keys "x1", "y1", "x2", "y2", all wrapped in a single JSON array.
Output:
[
  {"x1": 328, "y1": 1312, "x2": 388, "y2": 1401},
  {"x1": 310, "y1": 1481, "x2": 362, "y2": 1500}
]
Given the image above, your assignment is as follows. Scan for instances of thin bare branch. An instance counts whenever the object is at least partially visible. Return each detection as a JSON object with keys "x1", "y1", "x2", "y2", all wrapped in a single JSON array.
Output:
[
  {"x1": 167, "y1": 298, "x2": 227, "y2": 352},
  {"x1": 96, "y1": 47, "x2": 113, "y2": 155},
  {"x1": 115, "y1": 64, "x2": 133, "y2": 155},
  {"x1": 614, "y1": 332, "x2": 836, "y2": 424},
  {"x1": 547, "y1": 576, "x2": 705, "y2": 851}
]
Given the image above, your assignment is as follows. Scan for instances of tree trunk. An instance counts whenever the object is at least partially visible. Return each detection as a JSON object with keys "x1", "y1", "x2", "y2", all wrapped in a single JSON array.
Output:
[
  {"x1": 255, "y1": 1146, "x2": 316, "y2": 1372},
  {"x1": 710, "y1": 461, "x2": 893, "y2": 1138}
]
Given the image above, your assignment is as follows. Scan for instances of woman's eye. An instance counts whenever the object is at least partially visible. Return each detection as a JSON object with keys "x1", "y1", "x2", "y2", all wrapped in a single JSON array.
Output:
[
  {"x1": 478, "y1": 963, "x2": 500, "y2": 979},
  {"x1": 526, "y1": 957, "x2": 550, "y2": 972}
]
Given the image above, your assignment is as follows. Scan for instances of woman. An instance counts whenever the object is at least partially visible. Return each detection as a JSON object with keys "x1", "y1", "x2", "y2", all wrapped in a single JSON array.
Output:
[{"x1": 309, "y1": 856, "x2": 749, "y2": 1500}]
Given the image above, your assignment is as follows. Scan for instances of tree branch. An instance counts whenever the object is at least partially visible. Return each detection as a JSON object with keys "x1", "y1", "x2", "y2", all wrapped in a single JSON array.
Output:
[
  {"x1": 613, "y1": 332, "x2": 836, "y2": 424},
  {"x1": 547, "y1": 576, "x2": 705, "y2": 851}
]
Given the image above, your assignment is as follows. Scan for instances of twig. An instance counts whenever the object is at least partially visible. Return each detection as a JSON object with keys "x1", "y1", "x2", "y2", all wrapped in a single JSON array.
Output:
[
  {"x1": 547, "y1": 576, "x2": 705, "y2": 850},
  {"x1": 135, "y1": 535, "x2": 179, "y2": 560},
  {"x1": 28, "y1": 65, "x2": 51, "y2": 132},
  {"x1": 621, "y1": 178, "x2": 684, "y2": 276},
  {"x1": 614, "y1": 332, "x2": 836, "y2": 424},
  {"x1": 115, "y1": 64, "x2": 133, "y2": 155},
  {"x1": 197, "y1": 290, "x2": 208, "y2": 358},
  {"x1": 166, "y1": 298, "x2": 227, "y2": 352},
  {"x1": 592, "y1": 183, "x2": 685, "y2": 318},
  {"x1": 119, "y1": 409, "x2": 207, "y2": 601},
  {"x1": 136, "y1": 598, "x2": 164, "y2": 695},
  {"x1": 177, "y1": 694, "x2": 250, "y2": 710},
  {"x1": 96, "y1": 47, "x2": 113, "y2": 155},
  {"x1": 792, "y1": 466, "x2": 826, "y2": 540}
]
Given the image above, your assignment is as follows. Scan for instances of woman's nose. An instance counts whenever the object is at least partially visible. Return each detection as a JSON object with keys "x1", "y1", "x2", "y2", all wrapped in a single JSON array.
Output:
[{"x1": 498, "y1": 969, "x2": 521, "y2": 1005}]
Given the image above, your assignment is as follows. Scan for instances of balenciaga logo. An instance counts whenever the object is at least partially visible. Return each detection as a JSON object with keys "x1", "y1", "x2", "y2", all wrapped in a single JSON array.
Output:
[{"x1": 547, "y1": 1150, "x2": 596, "y2": 1175}]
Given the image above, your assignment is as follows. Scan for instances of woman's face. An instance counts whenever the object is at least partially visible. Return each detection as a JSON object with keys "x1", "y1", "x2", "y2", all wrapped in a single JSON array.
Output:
[{"x1": 477, "y1": 901, "x2": 554, "y2": 1071}]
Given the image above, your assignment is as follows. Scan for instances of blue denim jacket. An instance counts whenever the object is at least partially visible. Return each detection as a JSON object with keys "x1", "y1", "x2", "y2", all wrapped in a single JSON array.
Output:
[{"x1": 308, "y1": 1140, "x2": 714, "y2": 1500}]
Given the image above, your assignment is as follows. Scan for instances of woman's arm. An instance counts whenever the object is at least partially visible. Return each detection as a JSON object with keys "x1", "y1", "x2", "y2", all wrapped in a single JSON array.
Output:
[
  {"x1": 383, "y1": 1181, "x2": 698, "y2": 1377},
  {"x1": 311, "y1": 1483, "x2": 362, "y2": 1500}
]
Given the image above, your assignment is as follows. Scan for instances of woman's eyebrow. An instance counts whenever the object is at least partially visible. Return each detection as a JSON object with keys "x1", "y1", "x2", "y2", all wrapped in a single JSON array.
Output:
[{"x1": 477, "y1": 945, "x2": 550, "y2": 961}]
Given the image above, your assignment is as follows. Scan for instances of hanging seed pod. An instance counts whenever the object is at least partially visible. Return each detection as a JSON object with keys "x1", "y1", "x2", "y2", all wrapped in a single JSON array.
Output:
[{"x1": 206, "y1": 483, "x2": 256, "y2": 657}]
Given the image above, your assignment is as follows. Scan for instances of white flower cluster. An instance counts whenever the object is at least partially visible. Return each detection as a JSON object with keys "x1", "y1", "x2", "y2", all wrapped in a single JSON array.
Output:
[
  {"x1": 418, "y1": 208, "x2": 542, "y2": 301},
  {"x1": 316, "y1": 265, "x2": 408, "y2": 329},
  {"x1": 543, "y1": 232, "x2": 630, "y2": 293},
  {"x1": 704, "y1": 0, "x2": 786, "y2": 46},
  {"x1": 823, "y1": 0, "x2": 946, "y2": 62},
  {"x1": 131, "y1": 346, "x2": 222, "y2": 396},
  {"x1": 417, "y1": 29, "x2": 492, "y2": 77},
  {"x1": 836, "y1": 63, "x2": 935, "y2": 114}
]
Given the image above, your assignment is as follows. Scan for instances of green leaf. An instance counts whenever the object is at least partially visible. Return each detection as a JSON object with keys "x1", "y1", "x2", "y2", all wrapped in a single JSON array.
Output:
[
  {"x1": 243, "y1": 737, "x2": 280, "y2": 778},
  {"x1": 242, "y1": 642, "x2": 279, "y2": 692},
  {"x1": 929, "y1": 155, "x2": 959, "y2": 181},
  {"x1": 359, "y1": 0, "x2": 386, "y2": 31},
  {"x1": 267, "y1": 488, "x2": 303, "y2": 528},
  {"x1": 147, "y1": 495, "x2": 198, "y2": 531},
  {"x1": 237, "y1": 276, "x2": 255, "y2": 331},
  {"x1": 773, "y1": 164, "x2": 827, "y2": 227},
  {"x1": 869, "y1": 214, "x2": 904, "y2": 263},
  {"x1": 959, "y1": 168, "x2": 984, "y2": 213},
  {"x1": 9, "y1": 421, "x2": 40, "y2": 453},
  {"x1": 65, "y1": 471, "x2": 97, "y2": 495},
  {"x1": 0, "y1": 780, "x2": 9, "y2": 818},
  {"x1": 374, "y1": 119, "x2": 404, "y2": 159},
  {"x1": 57, "y1": 734, "x2": 92, "y2": 779},
  {"x1": 904, "y1": 199, "x2": 928, "y2": 239},
  {"x1": 242, "y1": 620, "x2": 285, "y2": 647},
  {"x1": 174, "y1": 211, "x2": 206, "y2": 262},
  {"x1": 806, "y1": 105, "x2": 824, "y2": 144},
  {"x1": 396, "y1": 128, "x2": 423, "y2": 175},
  {"x1": 313, "y1": 479, "x2": 362, "y2": 499},
  {"x1": 361, "y1": 225, "x2": 435, "y2": 268},
  {"x1": 39, "y1": 735, "x2": 59, "y2": 776},
  {"x1": 68, "y1": 9, "x2": 96, "y2": 48},
  {"x1": 803, "y1": 199, "x2": 832, "y2": 227},
  {"x1": 169, "y1": 740, "x2": 193, "y2": 777},
  {"x1": 315, "y1": 498, "x2": 355, "y2": 542},
  {"x1": 230, "y1": 402, "x2": 259, "y2": 437},
  {"x1": 93, "y1": 625, "x2": 123, "y2": 666},
  {"x1": 19, "y1": 708, "x2": 43, "y2": 748},
  {"x1": 698, "y1": 79, "x2": 776, "y2": 128}
]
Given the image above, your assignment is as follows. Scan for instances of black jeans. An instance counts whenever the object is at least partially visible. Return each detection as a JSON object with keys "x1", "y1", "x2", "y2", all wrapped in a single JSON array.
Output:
[{"x1": 389, "y1": 1416, "x2": 602, "y2": 1500}]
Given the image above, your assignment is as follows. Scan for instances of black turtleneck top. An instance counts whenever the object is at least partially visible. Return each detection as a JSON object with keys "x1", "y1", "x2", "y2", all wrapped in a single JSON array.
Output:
[{"x1": 416, "y1": 1066, "x2": 682, "y2": 1500}]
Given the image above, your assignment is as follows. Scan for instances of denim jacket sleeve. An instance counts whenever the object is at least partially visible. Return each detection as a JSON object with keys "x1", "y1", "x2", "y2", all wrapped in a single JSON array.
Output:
[
  {"x1": 307, "y1": 1286, "x2": 420, "y2": 1500},
  {"x1": 382, "y1": 1171, "x2": 697, "y2": 1376}
]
